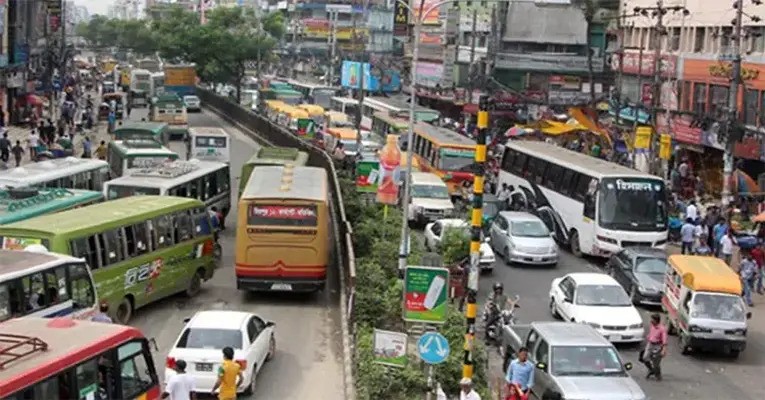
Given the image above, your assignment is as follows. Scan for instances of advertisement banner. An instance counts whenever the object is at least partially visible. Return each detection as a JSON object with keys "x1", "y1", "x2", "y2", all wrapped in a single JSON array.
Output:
[
  {"x1": 373, "y1": 329, "x2": 408, "y2": 368},
  {"x1": 403, "y1": 266, "x2": 449, "y2": 324},
  {"x1": 634, "y1": 127, "x2": 653, "y2": 149},
  {"x1": 419, "y1": 32, "x2": 442, "y2": 45},
  {"x1": 415, "y1": 62, "x2": 444, "y2": 88},
  {"x1": 356, "y1": 159, "x2": 380, "y2": 193},
  {"x1": 340, "y1": 61, "x2": 401, "y2": 92},
  {"x1": 296, "y1": 118, "x2": 316, "y2": 139},
  {"x1": 659, "y1": 134, "x2": 672, "y2": 160},
  {"x1": 416, "y1": 0, "x2": 441, "y2": 25},
  {"x1": 165, "y1": 67, "x2": 196, "y2": 86},
  {"x1": 303, "y1": 19, "x2": 368, "y2": 40},
  {"x1": 393, "y1": 1, "x2": 409, "y2": 36}
]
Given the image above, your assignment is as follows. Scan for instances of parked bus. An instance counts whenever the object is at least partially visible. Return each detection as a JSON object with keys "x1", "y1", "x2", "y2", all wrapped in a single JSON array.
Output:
[
  {"x1": 498, "y1": 140, "x2": 668, "y2": 258},
  {"x1": 330, "y1": 96, "x2": 360, "y2": 123},
  {"x1": 0, "y1": 317, "x2": 160, "y2": 399},
  {"x1": 361, "y1": 96, "x2": 440, "y2": 129},
  {"x1": 103, "y1": 160, "x2": 231, "y2": 219},
  {"x1": 107, "y1": 140, "x2": 179, "y2": 178},
  {"x1": 0, "y1": 188, "x2": 103, "y2": 225},
  {"x1": 186, "y1": 127, "x2": 230, "y2": 162},
  {"x1": 236, "y1": 166, "x2": 330, "y2": 292},
  {"x1": 0, "y1": 250, "x2": 98, "y2": 322},
  {"x1": 0, "y1": 157, "x2": 110, "y2": 191},
  {"x1": 287, "y1": 80, "x2": 341, "y2": 108},
  {"x1": 239, "y1": 147, "x2": 309, "y2": 197},
  {"x1": 0, "y1": 196, "x2": 219, "y2": 323},
  {"x1": 113, "y1": 121, "x2": 170, "y2": 145},
  {"x1": 410, "y1": 122, "x2": 476, "y2": 197},
  {"x1": 371, "y1": 111, "x2": 409, "y2": 138}
]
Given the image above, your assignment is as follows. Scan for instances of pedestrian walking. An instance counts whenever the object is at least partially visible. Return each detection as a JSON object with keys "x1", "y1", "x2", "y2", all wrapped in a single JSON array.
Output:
[
  {"x1": 685, "y1": 200, "x2": 698, "y2": 221},
  {"x1": 460, "y1": 377, "x2": 481, "y2": 400},
  {"x1": 211, "y1": 347, "x2": 243, "y2": 400},
  {"x1": 11, "y1": 141, "x2": 23, "y2": 167},
  {"x1": 26, "y1": 130, "x2": 39, "y2": 161},
  {"x1": 505, "y1": 347, "x2": 534, "y2": 400},
  {"x1": 95, "y1": 140, "x2": 108, "y2": 160},
  {"x1": 642, "y1": 314, "x2": 668, "y2": 380},
  {"x1": 91, "y1": 302, "x2": 113, "y2": 323},
  {"x1": 680, "y1": 218, "x2": 695, "y2": 254},
  {"x1": 108, "y1": 110, "x2": 116, "y2": 134},
  {"x1": 740, "y1": 253, "x2": 757, "y2": 307},
  {"x1": 0, "y1": 132, "x2": 10, "y2": 163},
  {"x1": 82, "y1": 136, "x2": 93, "y2": 158},
  {"x1": 719, "y1": 231, "x2": 736, "y2": 266},
  {"x1": 713, "y1": 218, "x2": 728, "y2": 256},
  {"x1": 163, "y1": 359, "x2": 196, "y2": 400},
  {"x1": 0, "y1": 108, "x2": 6, "y2": 127}
]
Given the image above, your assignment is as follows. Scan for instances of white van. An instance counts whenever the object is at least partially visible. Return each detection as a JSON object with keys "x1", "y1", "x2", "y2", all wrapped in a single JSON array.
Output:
[
  {"x1": 187, "y1": 127, "x2": 230, "y2": 163},
  {"x1": 407, "y1": 172, "x2": 455, "y2": 224}
]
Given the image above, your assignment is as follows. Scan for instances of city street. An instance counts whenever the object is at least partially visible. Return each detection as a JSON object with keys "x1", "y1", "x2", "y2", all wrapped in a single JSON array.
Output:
[
  {"x1": 122, "y1": 106, "x2": 344, "y2": 399},
  {"x1": 476, "y1": 246, "x2": 765, "y2": 400}
]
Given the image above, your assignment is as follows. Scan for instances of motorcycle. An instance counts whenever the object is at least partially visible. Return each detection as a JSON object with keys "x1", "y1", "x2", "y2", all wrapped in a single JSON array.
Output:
[{"x1": 483, "y1": 295, "x2": 520, "y2": 345}]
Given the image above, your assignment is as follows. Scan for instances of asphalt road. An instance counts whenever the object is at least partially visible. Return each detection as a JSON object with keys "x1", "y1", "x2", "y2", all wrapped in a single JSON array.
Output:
[
  {"x1": 124, "y1": 106, "x2": 344, "y2": 399},
  {"x1": 475, "y1": 245, "x2": 765, "y2": 400}
]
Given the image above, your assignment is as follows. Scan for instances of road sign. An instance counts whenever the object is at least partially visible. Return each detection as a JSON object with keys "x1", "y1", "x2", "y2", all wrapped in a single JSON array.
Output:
[
  {"x1": 403, "y1": 266, "x2": 450, "y2": 324},
  {"x1": 417, "y1": 332, "x2": 450, "y2": 364}
]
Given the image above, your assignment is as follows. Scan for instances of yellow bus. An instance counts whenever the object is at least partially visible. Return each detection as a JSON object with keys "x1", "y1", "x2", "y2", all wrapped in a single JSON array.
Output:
[
  {"x1": 411, "y1": 122, "x2": 477, "y2": 197},
  {"x1": 235, "y1": 165, "x2": 330, "y2": 292},
  {"x1": 263, "y1": 100, "x2": 287, "y2": 121}
]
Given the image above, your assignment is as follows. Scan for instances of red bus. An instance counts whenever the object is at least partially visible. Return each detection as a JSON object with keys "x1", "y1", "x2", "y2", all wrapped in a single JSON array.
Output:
[{"x1": 0, "y1": 317, "x2": 160, "y2": 400}]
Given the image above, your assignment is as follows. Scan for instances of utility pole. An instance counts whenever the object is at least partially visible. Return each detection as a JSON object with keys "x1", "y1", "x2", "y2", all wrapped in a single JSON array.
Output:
[
  {"x1": 354, "y1": 1, "x2": 368, "y2": 148},
  {"x1": 463, "y1": 9, "x2": 477, "y2": 131},
  {"x1": 614, "y1": 9, "x2": 629, "y2": 127},
  {"x1": 60, "y1": 0, "x2": 67, "y2": 87},
  {"x1": 631, "y1": 31, "x2": 645, "y2": 169},
  {"x1": 328, "y1": 11, "x2": 338, "y2": 85},
  {"x1": 723, "y1": 1, "x2": 746, "y2": 206}
]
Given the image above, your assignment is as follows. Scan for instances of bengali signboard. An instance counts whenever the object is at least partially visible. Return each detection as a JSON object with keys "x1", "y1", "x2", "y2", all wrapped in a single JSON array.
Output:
[
  {"x1": 403, "y1": 266, "x2": 449, "y2": 324},
  {"x1": 393, "y1": 1, "x2": 409, "y2": 37},
  {"x1": 373, "y1": 329, "x2": 408, "y2": 367}
]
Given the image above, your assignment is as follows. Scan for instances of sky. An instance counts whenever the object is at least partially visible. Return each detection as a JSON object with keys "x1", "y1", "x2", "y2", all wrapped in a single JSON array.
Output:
[{"x1": 74, "y1": 0, "x2": 117, "y2": 16}]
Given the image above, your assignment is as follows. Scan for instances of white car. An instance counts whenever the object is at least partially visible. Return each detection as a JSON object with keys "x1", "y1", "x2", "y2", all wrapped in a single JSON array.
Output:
[
  {"x1": 165, "y1": 310, "x2": 276, "y2": 395},
  {"x1": 549, "y1": 273, "x2": 644, "y2": 343},
  {"x1": 424, "y1": 218, "x2": 496, "y2": 271},
  {"x1": 184, "y1": 95, "x2": 201, "y2": 112}
]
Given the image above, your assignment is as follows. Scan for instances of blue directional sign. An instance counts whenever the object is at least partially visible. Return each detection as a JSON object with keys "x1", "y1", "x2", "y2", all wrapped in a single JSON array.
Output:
[{"x1": 417, "y1": 332, "x2": 450, "y2": 364}]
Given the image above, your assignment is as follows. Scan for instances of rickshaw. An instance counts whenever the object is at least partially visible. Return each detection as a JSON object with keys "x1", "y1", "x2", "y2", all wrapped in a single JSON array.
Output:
[{"x1": 101, "y1": 93, "x2": 124, "y2": 120}]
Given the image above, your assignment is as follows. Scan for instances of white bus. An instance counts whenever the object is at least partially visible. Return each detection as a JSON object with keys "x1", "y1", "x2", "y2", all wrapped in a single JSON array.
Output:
[
  {"x1": 360, "y1": 96, "x2": 440, "y2": 130},
  {"x1": 330, "y1": 96, "x2": 361, "y2": 124},
  {"x1": 187, "y1": 127, "x2": 230, "y2": 163},
  {"x1": 150, "y1": 72, "x2": 165, "y2": 96},
  {"x1": 498, "y1": 141, "x2": 668, "y2": 258},
  {"x1": 0, "y1": 249, "x2": 98, "y2": 323},
  {"x1": 107, "y1": 140, "x2": 180, "y2": 178},
  {"x1": 103, "y1": 159, "x2": 232, "y2": 218},
  {"x1": 0, "y1": 157, "x2": 110, "y2": 191},
  {"x1": 287, "y1": 80, "x2": 341, "y2": 108}
]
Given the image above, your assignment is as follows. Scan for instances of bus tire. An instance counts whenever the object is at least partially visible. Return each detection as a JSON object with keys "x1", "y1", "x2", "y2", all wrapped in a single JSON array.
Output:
[
  {"x1": 186, "y1": 270, "x2": 203, "y2": 297},
  {"x1": 116, "y1": 296, "x2": 134, "y2": 324},
  {"x1": 569, "y1": 230, "x2": 583, "y2": 257},
  {"x1": 213, "y1": 243, "x2": 222, "y2": 262}
]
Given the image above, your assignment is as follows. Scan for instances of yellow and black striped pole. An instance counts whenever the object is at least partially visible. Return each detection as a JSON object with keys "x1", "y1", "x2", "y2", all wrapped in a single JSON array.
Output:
[{"x1": 463, "y1": 95, "x2": 489, "y2": 380}]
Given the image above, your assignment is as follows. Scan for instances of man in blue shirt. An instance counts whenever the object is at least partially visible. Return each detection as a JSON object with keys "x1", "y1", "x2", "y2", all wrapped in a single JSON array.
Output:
[
  {"x1": 506, "y1": 347, "x2": 535, "y2": 399},
  {"x1": 680, "y1": 218, "x2": 695, "y2": 254},
  {"x1": 713, "y1": 219, "x2": 728, "y2": 256}
]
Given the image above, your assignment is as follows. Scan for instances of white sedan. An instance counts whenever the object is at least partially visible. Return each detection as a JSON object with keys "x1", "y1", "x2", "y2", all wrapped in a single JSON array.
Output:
[
  {"x1": 165, "y1": 310, "x2": 276, "y2": 395},
  {"x1": 424, "y1": 218, "x2": 496, "y2": 271},
  {"x1": 549, "y1": 272, "x2": 644, "y2": 343}
]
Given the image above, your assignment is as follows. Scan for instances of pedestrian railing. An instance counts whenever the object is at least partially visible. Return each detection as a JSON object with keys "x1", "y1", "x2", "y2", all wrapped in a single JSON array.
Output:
[{"x1": 195, "y1": 87, "x2": 357, "y2": 400}]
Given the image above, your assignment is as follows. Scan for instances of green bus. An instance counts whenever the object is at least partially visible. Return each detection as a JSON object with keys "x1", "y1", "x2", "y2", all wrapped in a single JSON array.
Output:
[
  {"x1": 0, "y1": 188, "x2": 103, "y2": 225},
  {"x1": 107, "y1": 140, "x2": 179, "y2": 177},
  {"x1": 371, "y1": 111, "x2": 409, "y2": 138},
  {"x1": 0, "y1": 196, "x2": 219, "y2": 324},
  {"x1": 239, "y1": 147, "x2": 309, "y2": 197},
  {"x1": 259, "y1": 88, "x2": 303, "y2": 105},
  {"x1": 113, "y1": 121, "x2": 170, "y2": 145}
]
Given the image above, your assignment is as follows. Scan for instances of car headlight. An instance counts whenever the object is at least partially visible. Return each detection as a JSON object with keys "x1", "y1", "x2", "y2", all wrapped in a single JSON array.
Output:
[
  {"x1": 727, "y1": 328, "x2": 747, "y2": 336},
  {"x1": 586, "y1": 322, "x2": 602, "y2": 329},
  {"x1": 629, "y1": 323, "x2": 643, "y2": 329},
  {"x1": 689, "y1": 325, "x2": 712, "y2": 333}
]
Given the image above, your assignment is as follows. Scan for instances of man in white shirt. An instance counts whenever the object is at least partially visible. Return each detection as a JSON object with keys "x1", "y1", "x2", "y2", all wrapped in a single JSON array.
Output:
[
  {"x1": 459, "y1": 377, "x2": 481, "y2": 400},
  {"x1": 685, "y1": 200, "x2": 698, "y2": 221},
  {"x1": 719, "y1": 232, "x2": 736, "y2": 266},
  {"x1": 162, "y1": 359, "x2": 196, "y2": 400}
]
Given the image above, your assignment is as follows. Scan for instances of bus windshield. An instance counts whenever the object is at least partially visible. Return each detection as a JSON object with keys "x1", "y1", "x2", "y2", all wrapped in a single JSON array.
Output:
[
  {"x1": 439, "y1": 149, "x2": 475, "y2": 171},
  {"x1": 107, "y1": 185, "x2": 161, "y2": 199},
  {"x1": 598, "y1": 178, "x2": 667, "y2": 231}
]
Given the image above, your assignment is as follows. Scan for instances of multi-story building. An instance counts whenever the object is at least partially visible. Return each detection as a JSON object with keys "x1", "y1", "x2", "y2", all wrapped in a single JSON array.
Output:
[{"x1": 618, "y1": 0, "x2": 765, "y2": 170}]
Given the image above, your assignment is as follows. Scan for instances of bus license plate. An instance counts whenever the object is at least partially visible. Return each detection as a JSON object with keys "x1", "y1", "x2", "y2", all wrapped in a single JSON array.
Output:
[
  {"x1": 271, "y1": 283, "x2": 292, "y2": 291},
  {"x1": 196, "y1": 363, "x2": 213, "y2": 372}
]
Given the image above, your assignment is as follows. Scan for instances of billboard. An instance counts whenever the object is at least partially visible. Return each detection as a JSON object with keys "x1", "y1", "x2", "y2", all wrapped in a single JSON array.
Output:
[
  {"x1": 340, "y1": 61, "x2": 401, "y2": 92},
  {"x1": 302, "y1": 19, "x2": 369, "y2": 41},
  {"x1": 415, "y1": 62, "x2": 443, "y2": 88},
  {"x1": 416, "y1": 0, "x2": 441, "y2": 25},
  {"x1": 393, "y1": 1, "x2": 409, "y2": 36}
]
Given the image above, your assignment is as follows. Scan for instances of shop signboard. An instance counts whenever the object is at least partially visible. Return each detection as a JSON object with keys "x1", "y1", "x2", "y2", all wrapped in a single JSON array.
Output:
[
  {"x1": 416, "y1": 0, "x2": 441, "y2": 25},
  {"x1": 415, "y1": 62, "x2": 444, "y2": 88},
  {"x1": 659, "y1": 134, "x2": 672, "y2": 160},
  {"x1": 340, "y1": 61, "x2": 401, "y2": 92},
  {"x1": 394, "y1": 1, "x2": 409, "y2": 36},
  {"x1": 634, "y1": 127, "x2": 652, "y2": 149},
  {"x1": 403, "y1": 266, "x2": 449, "y2": 324},
  {"x1": 373, "y1": 329, "x2": 408, "y2": 368},
  {"x1": 611, "y1": 50, "x2": 677, "y2": 77}
]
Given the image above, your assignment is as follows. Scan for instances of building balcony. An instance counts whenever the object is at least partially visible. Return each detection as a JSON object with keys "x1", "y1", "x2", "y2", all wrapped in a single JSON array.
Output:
[{"x1": 495, "y1": 52, "x2": 604, "y2": 73}]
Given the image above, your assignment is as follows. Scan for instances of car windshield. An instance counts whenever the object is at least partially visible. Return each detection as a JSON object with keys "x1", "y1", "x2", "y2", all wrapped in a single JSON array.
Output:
[
  {"x1": 691, "y1": 293, "x2": 747, "y2": 321},
  {"x1": 340, "y1": 140, "x2": 359, "y2": 153},
  {"x1": 575, "y1": 284, "x2": 631, "y2": 306},
  {"x1": 635, "y1": 257, "x2": 668, "y2": 274},
  {"x1": 178, "y1": 328, "x2": 242, "y2": 349},
  {"x1": 551, "y1": 346, "x2": 625, "y2": 377},
  {"x1": 598, "y1": 178, "x2": 668, "y2": 232},
  {"x1": 412, "y1": 184, "x2": 450, "y2": 199},
  {"x1": 510, "y1": 220, "x2": 549, "y2": 238}
]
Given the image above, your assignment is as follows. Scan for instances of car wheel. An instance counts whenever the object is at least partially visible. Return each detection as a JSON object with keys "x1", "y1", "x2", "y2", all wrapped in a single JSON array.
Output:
[
  {"x1": 570, "y1": 231, "x2": 582, "y2": 257},
  {"x1": 116, "y1": 297, "x2": 133, "y2": 324},
  {"x1": 266, "y1": 335, "x2": 276, "y2": 362},
  {"x1": 549, "y1": 298, "x2": 560, "y2": 319},
  {"x1": 243, "y1": 368, "x2": 257, "y2": 396}
]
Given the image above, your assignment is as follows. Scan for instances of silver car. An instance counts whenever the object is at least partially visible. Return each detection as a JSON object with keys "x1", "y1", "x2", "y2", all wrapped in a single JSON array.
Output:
[{"x1": 489, "y1": 211, "x2": 558, "y2": 266}]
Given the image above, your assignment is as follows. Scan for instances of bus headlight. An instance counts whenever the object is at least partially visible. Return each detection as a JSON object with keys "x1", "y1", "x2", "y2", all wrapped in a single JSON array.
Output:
[{"x1": 596, "y1": 235, "x2": 618, "y2": 245}]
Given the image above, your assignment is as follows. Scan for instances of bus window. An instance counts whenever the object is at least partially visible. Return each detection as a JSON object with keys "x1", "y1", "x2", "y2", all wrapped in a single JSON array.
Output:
[
  {"x1": 125, "y1": 223, "x2": 151, "y2": 256},
  {"x1": 154, "y1": 215, "x2": 175, "y2": 248},
  {"x1": 0, "y1": 283, "x2": 10, "y2": 321},
  {"x1": 176, "y1": 212, "x2": 194, "y2": 242},
  {"x1": 76, "y1": 359, "x2": 100, "y2": 400},
  {"x1": 22, "y1": 273, "x2": 46, "y2": 311},
  {"x1": 68, "y1": 263, "x2": 96, "y2": 311},
  {"x1": 44, "y1": 266, "x2": 69, "y2": 306},
  {"x1": 102, "y1": 230, "x2": 124, "y2": 265},
  {"x1": 189, "y1": 181, "x2": 200, "y2": 201},
  {"x1": 118, "y1": 341, "x2": 155, "y2": 398}
]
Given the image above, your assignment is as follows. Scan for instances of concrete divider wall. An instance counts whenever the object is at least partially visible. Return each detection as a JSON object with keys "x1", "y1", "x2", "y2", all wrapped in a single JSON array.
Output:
[{"x1": 195, "y1": 88, "x2": 357, "y2": 400}]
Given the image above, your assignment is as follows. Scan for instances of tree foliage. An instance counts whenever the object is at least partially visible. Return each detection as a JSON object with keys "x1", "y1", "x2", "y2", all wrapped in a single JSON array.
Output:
[{"x1": 76, "y1": 6, "x2": 285, "y2": 98}]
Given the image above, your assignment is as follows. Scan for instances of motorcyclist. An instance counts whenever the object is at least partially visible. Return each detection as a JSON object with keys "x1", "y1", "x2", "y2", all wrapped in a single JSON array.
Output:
[{"x1": 484, "y1": 282, "x2": 512, "y2": 338}]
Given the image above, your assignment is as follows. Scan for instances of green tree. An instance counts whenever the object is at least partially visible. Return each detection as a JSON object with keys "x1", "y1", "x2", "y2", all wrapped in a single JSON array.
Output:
[{"x1": 441, "y1": 228, "x2": 470, "y2": 265}]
